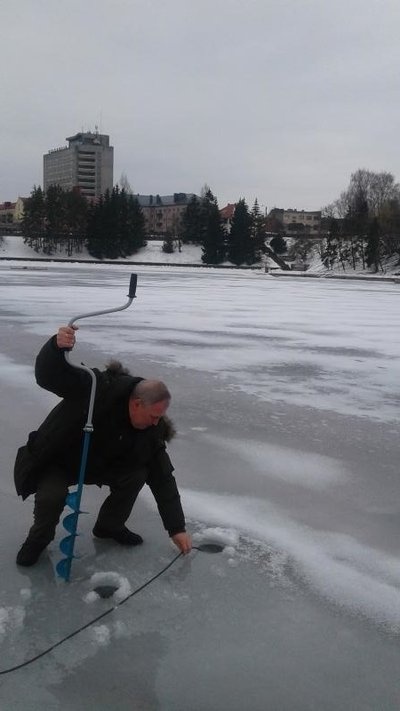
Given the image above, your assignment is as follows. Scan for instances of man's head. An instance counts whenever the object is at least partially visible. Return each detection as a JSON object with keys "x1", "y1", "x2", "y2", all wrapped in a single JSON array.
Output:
[{"x1": 129, "y1": 379, "x2": 171, "y2": 430}]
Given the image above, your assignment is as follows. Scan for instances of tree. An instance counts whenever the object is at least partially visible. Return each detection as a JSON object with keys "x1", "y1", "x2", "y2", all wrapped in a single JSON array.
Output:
[
  {"x1": 181, "y1": 195, "x2": 203, "y2": 243},
  {"x1": 86, "y1": 188, "x2": 146, "y2": 259},
  {"x1": 322, "y1": 169, "x2": 400, "y2": 271},
  {"x1": 162, "y1": 232, "x2": 175, "y2": 253},
  {"x1": 365, "y1": 218, "x2": 381, "y2": 272},
  {"x1": 22, "y1": 186, "x2": 46, "y2": 251},
  {"x1": 227, "y1": 199, "x2": 256, "y2": 265},
  {"x1": 251, "y1": 198, "x2": 266, "y2": 258},
  {"x1": 119, "y1": 173, "x2": 133, "y2": 194},
  {"x1": 64, "y1": 188, "x2": 88, "y2": 255},
  {"x1": 200, "y1": 189, "x2": 226, "y2": 264},
  {"x1": 270, "y1": 234, "x2": 287, "y2": 255}
]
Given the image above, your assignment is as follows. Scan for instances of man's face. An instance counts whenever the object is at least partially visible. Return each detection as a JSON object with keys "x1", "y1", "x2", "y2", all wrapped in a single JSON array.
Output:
[{"x1": 129, "y1": 398, "x2": 170, "y2": 430}]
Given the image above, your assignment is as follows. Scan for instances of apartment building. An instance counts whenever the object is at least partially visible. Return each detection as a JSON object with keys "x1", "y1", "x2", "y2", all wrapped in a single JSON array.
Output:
[
  {"x1": 43, "y1": 131, "x2": 113, "y2": 199},
  {"x1": 136, "y1": 193, "x2": 197, "y2": 237},
  {"x1": 0, "y1": 197, "x2": 27, "y2": 227},
  {"x1": 268, "y1": 208, "x2": 321, "y2": 236}
]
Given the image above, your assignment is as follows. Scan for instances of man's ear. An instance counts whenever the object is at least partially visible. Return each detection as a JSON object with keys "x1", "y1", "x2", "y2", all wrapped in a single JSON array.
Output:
[{"x1": 130, "y1": 398, "x2": 143, "y2": 410}]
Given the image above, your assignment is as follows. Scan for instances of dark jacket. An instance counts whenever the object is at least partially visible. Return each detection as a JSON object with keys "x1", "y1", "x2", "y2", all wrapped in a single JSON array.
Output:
[{"x1": 14, "y1": 336, "x2": 185, "y2": 536}]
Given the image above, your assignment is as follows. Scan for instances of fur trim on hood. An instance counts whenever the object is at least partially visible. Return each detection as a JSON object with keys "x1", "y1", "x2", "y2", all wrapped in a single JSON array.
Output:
[
  {"x1": 105, "y1": 360, "x2": 132, "y2": 376},
  {"x1": 162, "y1": 415, "x2": 176, "y2": 441}
]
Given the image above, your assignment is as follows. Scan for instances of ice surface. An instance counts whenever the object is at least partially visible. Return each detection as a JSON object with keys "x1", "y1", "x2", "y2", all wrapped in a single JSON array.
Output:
[
  {"x1": 184, "y1": 489, "x2": 400, "y2": 630},
  {"x1": 202, "y1": 433, "x2": 348, "y2": 489},
  {"x1": 1, "y1": 263, "x2": 400, "y2": 709}
]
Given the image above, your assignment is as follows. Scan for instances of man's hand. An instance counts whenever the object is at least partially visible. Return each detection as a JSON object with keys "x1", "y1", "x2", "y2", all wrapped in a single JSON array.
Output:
[
  {"x1": 56, "y1": 325, "x2": 78, "y2": 350},
  {"x1": 171, "y1": 532, "x2": 192, "y2": 554}
]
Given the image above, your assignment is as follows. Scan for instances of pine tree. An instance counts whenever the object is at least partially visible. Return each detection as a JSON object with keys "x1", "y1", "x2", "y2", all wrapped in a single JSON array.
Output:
[
  {"x1": 251, "y1": 198, "x2": 266, "y2": 260},
  {"x1": 64, "y1": 188, "x2": 88, "y2": 255},
  {"x1": 200, "y1": 189, "x2": 226, "y2": 264},
  {"x1": 181, "y1": 195, "x2": 203, "y2": 243},
  {"x1": 22, "y1": 186, "x2": 46, "y2": 251},
  {"x1": 44, "y1": 185, "x2": 68, "y2": 254},
  {"x1": 125, "y1": 194, "x2": 146, "y2": 255},
  {"x1": 227, "y1": 199, "x2": 255, "y2": 265},
  {"x1": 86, "y1": 193, "x2": 108, "y2": 259},
  {"x1": 270, "y1": 234, "x2": 287, "y2": 255},
  {"x1": 162, "y1": 232, "x2": 175, "y2": 253},
  {"x1": 86, "y1": 189, "x2": 146, "y2": 259}
]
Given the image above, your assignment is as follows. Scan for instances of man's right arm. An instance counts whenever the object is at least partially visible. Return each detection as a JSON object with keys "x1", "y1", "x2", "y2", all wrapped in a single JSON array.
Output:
[{"x1": 35, "y1": 326, "x2": 90, "y2": 398}]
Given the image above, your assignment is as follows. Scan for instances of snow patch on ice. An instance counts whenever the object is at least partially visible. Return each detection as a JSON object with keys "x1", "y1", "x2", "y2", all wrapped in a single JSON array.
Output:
[
  {"x1": 193, "y1": 526, "x2": 239, "y2": 549},
  {"x1": 20, "y1": 588, "x2": 31, "y2": 601},
  {"x1": 0, "y1": 606, "x2": 25, "y2": 638},
  {"x1": 91, "y1": 625, "x2": 111, "y2": 646},
  {"x1": 84, "y1": 590, "x2": 100, "y2": 604}
]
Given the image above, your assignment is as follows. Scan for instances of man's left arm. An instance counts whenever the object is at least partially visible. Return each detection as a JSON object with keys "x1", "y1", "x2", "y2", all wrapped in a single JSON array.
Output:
[{"x1": 147, "y1": 448, "x2": 192, "y2": 554}]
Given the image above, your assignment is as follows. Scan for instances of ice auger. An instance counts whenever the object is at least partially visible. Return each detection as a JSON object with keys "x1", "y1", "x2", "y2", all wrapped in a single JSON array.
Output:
[{"x1": 56, "y1": 274, "x2": 138, "y2": 581}]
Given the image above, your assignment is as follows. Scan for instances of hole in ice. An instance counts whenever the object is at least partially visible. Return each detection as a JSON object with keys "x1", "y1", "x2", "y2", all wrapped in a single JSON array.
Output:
[
  {"x1": 93, "y1": 584, "x2": 119, "y2": 599},
  {"x1": 196, "y1": 543, "x2": 224, "y2": 554}
]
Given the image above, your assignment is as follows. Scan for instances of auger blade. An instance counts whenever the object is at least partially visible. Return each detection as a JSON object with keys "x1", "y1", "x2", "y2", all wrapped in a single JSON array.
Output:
[
  {"x1": 66, "y1": 491, "x2": 80, "y2": 510},
  {"x1": 56, "y1": 557, "x2": 72, "y2": 581},
  {"x1": 59, "y1": 534, "x2": 77, "y2": 556},
  {"x1": 62, "y1": 512, "x2": 79, "y2": 533}
]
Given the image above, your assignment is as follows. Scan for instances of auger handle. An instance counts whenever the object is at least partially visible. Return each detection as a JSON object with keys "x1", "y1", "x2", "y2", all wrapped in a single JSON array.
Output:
[
  {"x1": 128, "y1": 273, "x2": 137, "y2": 299},
  {"x1": 67, "y1": 273, "x2": 137, "y2": 327}
]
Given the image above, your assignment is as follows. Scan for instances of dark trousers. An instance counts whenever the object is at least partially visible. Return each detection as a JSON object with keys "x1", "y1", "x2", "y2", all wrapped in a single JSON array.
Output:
[{"x1": 26, "y1": 464, "x2": 147, "y2": 545}]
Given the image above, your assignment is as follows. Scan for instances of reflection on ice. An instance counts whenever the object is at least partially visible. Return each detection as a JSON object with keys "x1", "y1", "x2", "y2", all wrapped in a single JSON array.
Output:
[{"x1": 202, "y1": 434, "x2": 348, "y2": 489}]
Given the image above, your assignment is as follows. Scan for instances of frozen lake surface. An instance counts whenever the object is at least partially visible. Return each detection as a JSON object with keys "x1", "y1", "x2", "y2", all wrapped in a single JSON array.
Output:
[{"x1": 1, "y1": 262, "x2": 400, "y2": 710}]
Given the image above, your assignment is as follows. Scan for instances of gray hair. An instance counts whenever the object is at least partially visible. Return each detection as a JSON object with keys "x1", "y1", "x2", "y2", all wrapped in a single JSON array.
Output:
[{"x1": 130, "y1": 379, "x2": 171, "y2": 406}]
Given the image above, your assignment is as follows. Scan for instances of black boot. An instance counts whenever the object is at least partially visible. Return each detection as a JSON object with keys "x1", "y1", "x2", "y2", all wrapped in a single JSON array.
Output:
[
  {"x1": 92, "y1": 524, "x2": 143, "y2": 546},
  {"x1": 16, "y1": 538, "x2": 48, "y2": 566}
]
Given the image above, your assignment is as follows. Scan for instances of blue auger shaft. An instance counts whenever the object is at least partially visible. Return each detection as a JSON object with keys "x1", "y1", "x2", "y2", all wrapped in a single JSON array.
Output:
[
  {"x1": 57, "y1": 274, "x2": 137, "y2": 581},
  {"x1": 59, "y1": 430, "x2": 92, "y2": 581}
]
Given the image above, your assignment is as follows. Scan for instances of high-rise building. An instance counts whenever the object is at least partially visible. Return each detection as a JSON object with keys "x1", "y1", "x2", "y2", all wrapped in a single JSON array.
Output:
[{"x1": 43, "y1": 131, "x2": 113, "y2": 199}]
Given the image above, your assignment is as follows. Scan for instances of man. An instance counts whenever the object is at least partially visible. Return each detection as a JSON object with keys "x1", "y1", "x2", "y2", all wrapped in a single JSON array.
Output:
[{"x1": 14, "y1": 325, "x2": 192, "y2": 566}]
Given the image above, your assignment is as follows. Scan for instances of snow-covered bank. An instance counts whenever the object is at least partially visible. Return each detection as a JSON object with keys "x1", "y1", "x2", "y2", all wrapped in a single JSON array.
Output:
[
  {"x1": 2, "y1": 235, "x2": 400, "y2": 282},
  {"x1": 0, "y1": 235, "x2": 205, "y2": 264}
]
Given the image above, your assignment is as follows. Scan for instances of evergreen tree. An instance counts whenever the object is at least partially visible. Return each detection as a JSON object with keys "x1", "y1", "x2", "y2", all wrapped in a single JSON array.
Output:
[
  {"x1": 200, "y1": 189, "x2": 226, "y2": 264},
  {"x1": 125, "y1": 193, "x2": 146, "y2": 255},
  {"x1": 22, "y1": 186, "x2": 46, "y2": 251},
  {"x1": 86, "y1": 188, "x2": 146, "y2": 259},
  {"x1": 162, "y1": 232, "x2": 175, "y2": 253},
  {"x1": 181, "y1": 195, "x2": 203, "y2": 243},
  {"x1": 86, "y1": 192, "x2": 109, "y2": 259},
  {"x1": 227, "y1": 199, "x2": 256, "y2": 265},
  {"x1": 270, "y1": 234, "x2": 287, "y2": 255},
  {"x1": 64, "y1": 188, "x2": 88, "y2": 255},
  {"x1": 251, "y1": 198, "x2": 266, "y2": 258},
  {"x1": 44, "y1": 185, "x2": 68, "y2": 254}
]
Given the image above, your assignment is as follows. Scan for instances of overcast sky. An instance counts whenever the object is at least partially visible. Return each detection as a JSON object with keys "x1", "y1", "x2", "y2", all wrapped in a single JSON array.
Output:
[{"x1": 1, "y1": 0, "x2": 399, "y2": 212}]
